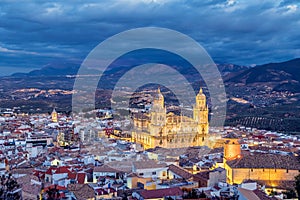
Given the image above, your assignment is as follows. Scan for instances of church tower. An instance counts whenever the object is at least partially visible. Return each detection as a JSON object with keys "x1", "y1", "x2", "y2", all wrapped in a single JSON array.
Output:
[
  {"x1": 224, "y1": 138, "x2": 241, "y2": 162},
  {"x1": 149, "y1": 88, "x2": 166, "y2": 135},
  {"x1": 193, "y1": 88, "x2": 209, "y2": 134},
  {"x1": 51, "y1": 108, "x2": 58, "y2": 123},
  {"x1": 223, "y1": 134, "x2": 242, "y2": 172}
]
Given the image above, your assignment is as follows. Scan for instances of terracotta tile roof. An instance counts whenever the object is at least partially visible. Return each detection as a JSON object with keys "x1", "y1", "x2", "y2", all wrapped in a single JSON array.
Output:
[
  {"x1": 11, "y1": 167, "x2": 34, "y2": 175},
  {"x1": 193, "y1": 171, "x2": 209, "y2": 182},
  {"x1": 253, "y1": 189, "x2": 277, "y2": 200},
  {"x1": 223, "y1": 132, "x2": 239, "y2": 139},
  {"x1": 17, "y1": 174, "x2": 41, "y2": 196},
  {"x1": 227, "y1": 153, "x2": 300, "y2": 169},
  {"x1": 138, "y1": 187, "x2": 183, "y2": 199},
  {"x1": 33, "y1": 170, "x2": 46, "y2": 180},
  {"x1": 208, "y1": 147, "x2": 224, "y2": 154},
  {"x1": 67, "y1": 184, "x2": 95, "y2": 200},
  {"x1": 168, "y1": 164, "x2": 193, "y2": 179},
  {"x1": 133, "y1": 160, "x2": 167, "y2": 170},
  {"x1": 44, "y1": 184, "x2": 67, "y2": 191},
  {"x1": 238, "y1": 188, "x2": 260, "y2": 200},
  {"x1": 107, "y1": 160, "x2": 134, "y2": 173},
  {"x1": 45, "y1": 166, "x2": 72, "y2": 175},
  {"x1": 94, "y1": 164, "x2": 121, "y2": 173}
]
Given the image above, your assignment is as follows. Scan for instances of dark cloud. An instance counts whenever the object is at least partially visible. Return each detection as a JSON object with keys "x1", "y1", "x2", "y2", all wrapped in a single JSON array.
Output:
[{"x1": 0, "y1": 0, "x2": 300, "y2": 75}]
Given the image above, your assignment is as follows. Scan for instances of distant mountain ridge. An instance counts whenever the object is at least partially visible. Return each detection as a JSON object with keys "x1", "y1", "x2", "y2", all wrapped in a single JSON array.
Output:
[
  {"x1": 216, "y1": 63, "x2": 249, "y2": 75},
  {"x1": 226, "y1": 58, "x2": 300, "y2": 83},
  {"x1": 9, "y1": 58, "x2": 300, "y2": 93},
  {"x1": 10, "y1": 61, "x2": 249, "y2": 77},
  {"x1": 225, "y1": 58, "x2": 300, "y2": 92},
  {"x1": 11, "y1": 62, "x2": 100, "y2": 77}
]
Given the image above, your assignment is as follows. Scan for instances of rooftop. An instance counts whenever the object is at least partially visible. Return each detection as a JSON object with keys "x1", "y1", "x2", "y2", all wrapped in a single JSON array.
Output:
[
  {"x1": 168, "y1": 164, "x2": 193, "y2": 180},
  {"x1": 133, "y1": 160, "x2": 167, "y2": 170},
  {"x1": 227, "y1": 153, "x2": 300, "y2": 169},
  {"x1": 138, "y1": 187, "x2": 183, "y2": 199}
]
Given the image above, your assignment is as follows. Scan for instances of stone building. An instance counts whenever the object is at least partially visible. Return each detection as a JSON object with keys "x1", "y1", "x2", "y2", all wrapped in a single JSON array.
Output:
[
  {"x1": 223, "y1": 136, "x2": 300, "y2": 188},
  {"x1": 132, "y1": 87, "x2": 209, "y2": 149}
]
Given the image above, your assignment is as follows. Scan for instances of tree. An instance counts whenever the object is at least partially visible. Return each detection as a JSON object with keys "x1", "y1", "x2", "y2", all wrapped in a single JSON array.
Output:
[
  {"x1": 46, "y1": 185, "x2": 60, "y2": 200},
  {"x1": 0, "y1": 175, "x2": 21, "y2": 200},
  {"x1": 295, "y1": 174, "x2": 300, "y2": 199},
  {"x1": 283, "y1": 189, "x2": 297, "y2": 199},
  {"x1": 122, "y1": 193, "x2": 128, "y2": 200},
  {"x1": 199, "y1": 190, "x2": 207, "y2": 198}
]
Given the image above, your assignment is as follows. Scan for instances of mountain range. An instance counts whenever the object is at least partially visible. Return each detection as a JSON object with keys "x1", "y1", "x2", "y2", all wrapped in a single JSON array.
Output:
[
  {"x1": 11, "y1": 58, "x2": 300, "y2": 84},
  {"x1": 11, "y1": 62, "x2": 100, "y2": 77},
  {"x1": 2, "y1": 58, "x2": 300, "y2": 133},
  {"x1": 225, "y1": 58, "x2": 300, "y2": 92}
]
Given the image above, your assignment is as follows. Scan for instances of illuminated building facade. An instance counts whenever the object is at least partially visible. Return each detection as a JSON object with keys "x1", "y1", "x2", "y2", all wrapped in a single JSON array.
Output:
[
  {"x1": 132, "y1": 88, "x2": 209, "y2": 149},
  {"x1": 223, "y1": 137, "x2": 300, "y2": 188}
]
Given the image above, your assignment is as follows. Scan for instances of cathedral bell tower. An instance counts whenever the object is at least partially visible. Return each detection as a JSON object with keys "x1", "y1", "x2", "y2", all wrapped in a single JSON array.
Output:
[
  {"x1": 149, "y1": 88, "x2": 166, "y2": 135},
  {"x1": 193, "y1": 88, "x2": 209, "y2": 135}
]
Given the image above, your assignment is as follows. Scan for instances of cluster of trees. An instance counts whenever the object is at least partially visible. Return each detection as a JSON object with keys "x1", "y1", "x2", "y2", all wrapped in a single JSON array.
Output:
[
  {"x1": 295, "y1": 174, "x2": 300, "y2": 199},
  {"x1": 41, "y1": 184, "x2": 61, "y2": 200},
  {"x1": 282, "y1": 171, "x2": 300, "y2": 199},
  {"x1": 44, "y1": 187, "x2": 60, "y2": 200},
  {"x1": 0, "y1": 174, "x2": 21, "y2": 200}
]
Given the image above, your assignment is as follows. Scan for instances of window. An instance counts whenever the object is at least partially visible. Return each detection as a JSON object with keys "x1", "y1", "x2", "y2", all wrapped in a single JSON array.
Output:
[
  {"x1": 162, "y1": 171, "x2": 166, "y2": 176},
  {"x1": 152, "y1": 172, "x2": 156, "y2": 175},
  {"x1": 139, "y1": 173, "x2": 144, "y2": 176},
  {"x1": 286, "y1": 169, "x2": 289, "y2": 173},
  {"x1": 251, "y1": 169, "x2": 253, "y2": 172}
]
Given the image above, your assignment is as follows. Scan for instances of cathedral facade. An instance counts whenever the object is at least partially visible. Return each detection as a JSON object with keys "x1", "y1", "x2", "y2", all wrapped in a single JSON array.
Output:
[{"x1": 131, "y1": 88, "x2": 209, "y2": 149}]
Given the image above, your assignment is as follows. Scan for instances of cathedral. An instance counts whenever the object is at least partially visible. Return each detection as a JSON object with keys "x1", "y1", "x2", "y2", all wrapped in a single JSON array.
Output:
[{"x1": 131, "y1": 87, "x2": 209, "y2": 149}]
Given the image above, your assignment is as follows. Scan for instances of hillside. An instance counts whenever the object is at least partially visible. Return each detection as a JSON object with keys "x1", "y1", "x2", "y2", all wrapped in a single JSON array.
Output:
[
  {"x1": 1, "y1": 58, "x2": 300, "y2": 133},
  {"x1": 226, "y1": 58, "x2": 300, "y2": 92}
]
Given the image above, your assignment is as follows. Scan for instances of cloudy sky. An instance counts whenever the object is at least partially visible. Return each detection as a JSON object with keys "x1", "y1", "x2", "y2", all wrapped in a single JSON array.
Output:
[{"x1": 0, "y1": 0, "x2": 300, "y2": 76}]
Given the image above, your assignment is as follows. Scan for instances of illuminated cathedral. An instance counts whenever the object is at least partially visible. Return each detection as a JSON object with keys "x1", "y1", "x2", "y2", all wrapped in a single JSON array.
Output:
[{"x1": 132, "y1": 87, "x2": 209, "y2": 149}]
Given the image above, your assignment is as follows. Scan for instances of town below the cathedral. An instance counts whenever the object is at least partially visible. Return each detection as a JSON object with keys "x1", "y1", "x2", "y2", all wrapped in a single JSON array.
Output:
[{"x1": 0, "y1": 87, "x2": 299, "y2": 200}]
